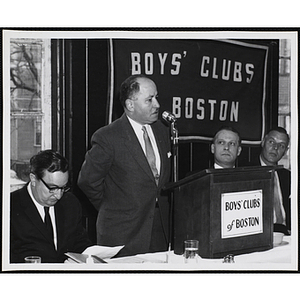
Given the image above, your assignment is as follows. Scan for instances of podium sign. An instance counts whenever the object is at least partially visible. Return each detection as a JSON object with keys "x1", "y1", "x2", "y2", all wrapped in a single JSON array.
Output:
[
  {"x1": 221, "y1": 189, "x2": 263, "y2": 239},
  {"x1": 167, "y1": 166, "x2": 275, "y2": 258}
]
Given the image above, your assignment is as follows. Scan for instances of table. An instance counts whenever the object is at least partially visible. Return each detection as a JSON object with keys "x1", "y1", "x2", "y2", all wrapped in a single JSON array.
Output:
[
  {"x1": 6, "y1": 236, "x2": 296, "y2": 271},
  {"x1": 101, "y1": 235, "x2": 295, "y2": 271}
]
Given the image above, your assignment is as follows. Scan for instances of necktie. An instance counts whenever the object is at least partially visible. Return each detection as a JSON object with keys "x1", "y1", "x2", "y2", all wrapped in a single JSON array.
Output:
[
  {"x1": 44, "y1": 206, "x2": 54, "y2": 242},
  {"x1": 273, "y1": 172, "x2": 285, "y2": 225},
  {"x1": 142, "y1": 126, "x2": 159, "y2": 185}
]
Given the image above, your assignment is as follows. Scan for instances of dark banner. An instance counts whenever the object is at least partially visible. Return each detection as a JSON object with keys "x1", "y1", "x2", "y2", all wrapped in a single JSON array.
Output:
[{"x1": 110, "y1": 39, "x2": 269, "y2": 144}]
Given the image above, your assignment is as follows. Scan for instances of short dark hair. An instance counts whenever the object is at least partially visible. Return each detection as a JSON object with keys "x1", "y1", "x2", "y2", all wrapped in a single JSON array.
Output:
[
  {"x1": 212, "y1": 126, "x2": 241, "y2": 145},
  {"x1": 119, "y1": 74, "x2": 148, "y2": 108},
  {"x1": 265, "y1": 126, "x2": 290, "y2": 145},
  {"x1": 30, "y1": 150, "x2": 69, "y2": 179}
]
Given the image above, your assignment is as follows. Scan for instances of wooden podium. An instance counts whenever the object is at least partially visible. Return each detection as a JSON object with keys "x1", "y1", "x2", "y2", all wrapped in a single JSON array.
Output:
[{"x1": 165, "y1": 166, "x2": 276, "y2": 258}]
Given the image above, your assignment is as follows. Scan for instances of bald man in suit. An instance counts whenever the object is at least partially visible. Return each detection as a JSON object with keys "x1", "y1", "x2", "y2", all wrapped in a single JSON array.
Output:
[{"x1": 78, "y1": 75, "x2": 171, "y2": 257}]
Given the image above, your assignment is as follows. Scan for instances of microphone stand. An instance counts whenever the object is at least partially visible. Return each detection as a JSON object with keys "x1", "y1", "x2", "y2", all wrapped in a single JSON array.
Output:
[
  {"x1": 171, "y1": 121, "x2": 179, "y2": 182},
  {"x1": 167, "y1": 121, "x2": 178, "y2": 262}
]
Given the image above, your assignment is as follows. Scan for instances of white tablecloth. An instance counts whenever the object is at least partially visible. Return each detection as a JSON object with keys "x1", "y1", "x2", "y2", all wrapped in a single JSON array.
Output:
[
  {"x1": 103, "y1": 235, "x2": 296, "y2": 271},
  {"x1": 6, "y1": 236, "x2": 296, "y2": 271}
]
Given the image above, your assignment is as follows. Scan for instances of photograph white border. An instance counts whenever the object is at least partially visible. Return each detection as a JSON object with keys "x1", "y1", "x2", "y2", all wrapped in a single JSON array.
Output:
[{"x1": 2, "y1": 29, "x2": 298, "y2": 272}]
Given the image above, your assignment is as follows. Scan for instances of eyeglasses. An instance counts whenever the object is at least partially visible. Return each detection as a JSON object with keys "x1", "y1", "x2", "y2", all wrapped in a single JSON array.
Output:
[{"x1": 40, "y1": 177, "x2": 70, "y2": 193}]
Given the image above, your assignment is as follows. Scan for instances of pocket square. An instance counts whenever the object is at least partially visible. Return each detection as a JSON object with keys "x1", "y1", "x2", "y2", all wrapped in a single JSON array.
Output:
[{"x1": 167, "y1": 151, "x2": 172, "y2": 158}]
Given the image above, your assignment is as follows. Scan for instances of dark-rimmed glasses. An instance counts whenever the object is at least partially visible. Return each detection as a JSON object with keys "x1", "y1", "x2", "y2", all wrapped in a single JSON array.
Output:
[{"x1": 40, "y1": 177, "x2": 70, "y2": 193}]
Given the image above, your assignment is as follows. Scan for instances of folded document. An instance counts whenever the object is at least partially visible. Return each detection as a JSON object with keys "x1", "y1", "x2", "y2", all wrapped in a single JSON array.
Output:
[{"x1": 65, "y1": 245, "x2": 124, "y2": 263}]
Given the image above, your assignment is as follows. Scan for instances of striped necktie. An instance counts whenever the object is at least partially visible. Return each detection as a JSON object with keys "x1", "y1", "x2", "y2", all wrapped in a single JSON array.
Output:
[{"x1": 142, "y1": 126, "x2": 159, "y2": 185}]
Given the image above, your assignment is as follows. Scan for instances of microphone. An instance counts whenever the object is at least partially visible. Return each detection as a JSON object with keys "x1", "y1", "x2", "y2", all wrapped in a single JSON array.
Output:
[{"x1": 162, "y1": 111, "x2": 177, "y2": 123}]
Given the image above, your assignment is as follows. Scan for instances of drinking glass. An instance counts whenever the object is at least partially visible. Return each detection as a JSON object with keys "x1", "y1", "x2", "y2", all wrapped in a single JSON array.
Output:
[
  {"x1": 183, "y1": 240, "x2": 199, "y2": 263},
  {"x1": 24, "y1": 256, "x2": 41, "y2": 263}
]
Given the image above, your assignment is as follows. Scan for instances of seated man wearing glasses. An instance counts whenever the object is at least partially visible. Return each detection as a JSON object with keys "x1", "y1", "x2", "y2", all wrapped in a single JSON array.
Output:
[{"x1": 10, "y1": 150, "x2": 92, "y2": 263}]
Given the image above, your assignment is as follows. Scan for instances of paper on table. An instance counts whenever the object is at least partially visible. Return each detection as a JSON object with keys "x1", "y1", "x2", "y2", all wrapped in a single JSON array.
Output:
[
  {"x1": 65, "y1": 245, "x2": 124, "y2": 263},
  {"x1": 65, "y1": 252, "x2": 89, "y2": 263},
  {"x1": 106, "y1": 256, "x2": 166, "y2": 263},
  {"x1": 83, "y1": 245, "x2": 124, "y2": 258}
]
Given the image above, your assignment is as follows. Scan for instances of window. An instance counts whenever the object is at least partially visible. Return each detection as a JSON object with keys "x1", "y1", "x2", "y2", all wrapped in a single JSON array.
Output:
[
  {"x1": 278, "y1": 39, "x2": 291, "y2": 170},
  {"x1": 34, "y1": 119, "x2": 42, "y2": 147},
  {"x1": 10, "y1": 38, "x2": 51, "y2": 186}
]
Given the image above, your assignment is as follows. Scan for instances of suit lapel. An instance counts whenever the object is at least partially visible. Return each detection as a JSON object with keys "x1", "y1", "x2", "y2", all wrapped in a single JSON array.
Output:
[
  {"x1": 152, "y1": 121, "x2": 169, "y2": 188},
  {"x1": 54, "y1": 201, "x2": 64, "y2": 251},
  {"x1": 21, "y1": 187, "x2": 55, "y2": 245}
]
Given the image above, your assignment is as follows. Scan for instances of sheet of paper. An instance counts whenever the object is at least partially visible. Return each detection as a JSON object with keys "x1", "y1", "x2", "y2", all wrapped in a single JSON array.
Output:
[
  {"x1": 65, "y1": 252, "x2": 88, "y2": 263},
  {"x1": 82, "y1": 245, "x2": 124, "y2": 259},
  {"x1": 65, "y1": 245, "x2": 125, "y2": 263}
]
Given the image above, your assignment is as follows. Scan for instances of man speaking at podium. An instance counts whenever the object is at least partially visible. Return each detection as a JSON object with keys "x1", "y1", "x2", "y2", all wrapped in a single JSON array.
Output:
[{"x1": 78, "y1": 75, "x2": 171, "y2": 257}]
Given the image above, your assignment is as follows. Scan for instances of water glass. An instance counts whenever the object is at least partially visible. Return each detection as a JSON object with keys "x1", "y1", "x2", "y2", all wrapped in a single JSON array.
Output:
[
  {"x1": 24, "y1": 256, "x2": 41, "y2": 263},
  {"x1": 184, "y1": 240, "x2": 199, "y2": 263}
]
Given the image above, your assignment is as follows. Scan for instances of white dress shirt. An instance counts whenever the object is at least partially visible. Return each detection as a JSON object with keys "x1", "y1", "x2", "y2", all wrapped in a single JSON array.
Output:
[
  {"x1": 127, "y1": 116, "x2": 161, "y2": 174},
  {"x1": 213, "y1": 163, "x2": 235, "y2": 169},
  {"x1": 260, "y1": 157, "x2": 286, "y2": 225},
  {"x1": 27, "y1": 183, "x2": 58, "y2": 249}
]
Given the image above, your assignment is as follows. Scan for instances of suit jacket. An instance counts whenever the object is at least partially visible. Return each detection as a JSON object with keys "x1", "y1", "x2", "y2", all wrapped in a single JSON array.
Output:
[
  {"x1": 10, "y1": 185, "x2": 92, "y2": 263},
  {"x1": 242, "y1": 156, "x2": 291, "y2": 233},
  {"x1": 78, "y1": 113, "x2": 171, "y2": 257},
  {"x1": 276, "y1": 168, "x2": 291, "y2": 232}
]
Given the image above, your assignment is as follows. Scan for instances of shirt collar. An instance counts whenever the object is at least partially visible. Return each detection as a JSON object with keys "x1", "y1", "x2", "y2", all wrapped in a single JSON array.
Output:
[
  {"x1": 214, "y1": 163, "x2": 223, "y2": 169},
  {"x1": 27, "y1": 182, "x2": 53, "y2": 212},
  {"x1": 127, "y1": 115, "x2": 143, "y2": 130},
  {"x1": 260, "y1": 157, "x2": 266, "y2": 166},
  {"x1": 214, "y1": 163, "x2": 235, "y2": 169}
]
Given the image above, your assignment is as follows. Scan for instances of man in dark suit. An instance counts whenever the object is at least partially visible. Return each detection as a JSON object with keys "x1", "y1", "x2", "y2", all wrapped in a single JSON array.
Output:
[
  {"x1": 255, "y1": 127, "x2": 291, "y2": 235},
  {"x1": 211, "y1": 126, "x2": 242, "y2": 169},
  {"x1": 10, "y1": 150, "x2": 92, "y2": 263},
  {"x1": 78, "y1": 75, "x2": 171, "y2": 257}
]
